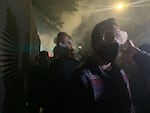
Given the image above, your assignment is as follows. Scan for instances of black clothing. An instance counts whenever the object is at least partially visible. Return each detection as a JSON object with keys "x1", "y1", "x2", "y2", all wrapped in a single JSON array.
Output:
[{"x1": 68, "y1": 56, "x2": 133, "y2": 113}]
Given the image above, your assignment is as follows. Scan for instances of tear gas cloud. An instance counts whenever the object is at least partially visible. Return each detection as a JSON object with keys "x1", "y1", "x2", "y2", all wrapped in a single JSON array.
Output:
[{"x1": 33, "y1": 0, "x2": 150, "y2": 55}]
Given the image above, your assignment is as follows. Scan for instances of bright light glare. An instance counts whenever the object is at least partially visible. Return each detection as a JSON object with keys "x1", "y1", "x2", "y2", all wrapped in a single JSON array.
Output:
[
  {"x1": 114, "y1": 2, "x2": 127, "y2": 11},
  {"x1": 78, "y1": 46, "x2": 82, "y2": 49},
  {"x1": 117, "y1": 4, "x2": 124, "y2": 9}
]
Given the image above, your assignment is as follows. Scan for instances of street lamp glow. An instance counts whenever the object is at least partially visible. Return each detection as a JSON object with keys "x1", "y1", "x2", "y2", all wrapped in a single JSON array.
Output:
[
  {"x1": 117, "y1": 4, "x2": 124, "y2": 9},
  {"x1": 114, "y1": 2, "x2": 127, "y2": 11}
]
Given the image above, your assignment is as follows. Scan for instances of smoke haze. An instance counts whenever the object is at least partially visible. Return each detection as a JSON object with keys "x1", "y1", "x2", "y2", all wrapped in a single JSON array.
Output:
[{"x1": 33, "y1": 0, "x2": 150, "y2": 55}]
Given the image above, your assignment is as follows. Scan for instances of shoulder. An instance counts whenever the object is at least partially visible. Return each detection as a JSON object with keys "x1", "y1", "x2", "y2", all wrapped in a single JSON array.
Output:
[
  {"x1": 70, "y1": 61, "x2": 91, "y2": 83},
  {"x1": 71, "y1": 62, "x2": 88, "y2": 77}
]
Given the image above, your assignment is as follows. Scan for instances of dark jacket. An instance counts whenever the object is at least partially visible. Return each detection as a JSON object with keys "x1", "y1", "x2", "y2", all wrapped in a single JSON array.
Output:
[
  {"x1": 49, "y1": 56, "x2": 79, "y2": 112},
  {"x1": 134, "y1": 44, "x2": 150, "y2": 75},
  {"x1": 132, "y1": 44, "x2": 150, "y2": 113},
  {"x1": 68, "y1": 56, "x2": 133, "y2": 113}
]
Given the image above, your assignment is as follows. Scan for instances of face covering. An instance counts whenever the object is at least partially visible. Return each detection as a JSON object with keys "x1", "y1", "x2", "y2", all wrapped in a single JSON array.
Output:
[
  {"x1": 59, "y1": 42, "x2": 68, "y2": 48},
  {"x1": 95, "y1": 42, "x2": 119, "y2": 63},
  {"x1": 59, "y1": 39, "x2": 72, "y2": 47}
]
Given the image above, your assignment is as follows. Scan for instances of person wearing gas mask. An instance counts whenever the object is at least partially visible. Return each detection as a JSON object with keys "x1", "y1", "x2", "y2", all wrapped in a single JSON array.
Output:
[
  {"x1": 68, "y1": 18, "x2": 135, "y2": 113},
  {"x1": 50, "y1": 32, "x2": 78, "y2": 81},
  {"x1": 49, "y1": 32, "x2": 79, "y2": 113},
  {"x1": 52, "y1": 32, "x2": 75, "y2": 58}
]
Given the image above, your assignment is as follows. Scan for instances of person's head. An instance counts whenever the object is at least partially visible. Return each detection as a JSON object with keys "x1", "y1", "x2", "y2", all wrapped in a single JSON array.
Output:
[
  {"x1": 91, "y1": 18, "x2": 126, "y2": 64},
  {"x1": 54, "y1": 32, "x2": 74, "y2": 57},
  {"x1": 54, "y1": 32, "x2": 73, "y2": 49},
  {"x1": 34, "y1": 51, "x2": 49, "y2": 67},
  {"x1": 39, "y1": 51, "x2": 49, "y2": 58}
]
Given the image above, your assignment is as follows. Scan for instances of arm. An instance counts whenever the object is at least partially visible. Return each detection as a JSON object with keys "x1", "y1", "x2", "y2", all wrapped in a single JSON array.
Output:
[
  {"x1": 124, "y1": 40, "x2": 150, "y2": 74},
  {"x1": 133, "y1": 50, "x2": 150, "y2": 74}
]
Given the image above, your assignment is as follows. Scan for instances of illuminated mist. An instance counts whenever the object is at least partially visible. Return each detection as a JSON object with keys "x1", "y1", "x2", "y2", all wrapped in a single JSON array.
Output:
[{"x1": 33, "y1": 0, "x2": 150, "y2": 55}]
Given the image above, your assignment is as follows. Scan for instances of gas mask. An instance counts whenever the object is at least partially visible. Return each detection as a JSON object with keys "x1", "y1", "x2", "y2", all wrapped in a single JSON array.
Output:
[
  {"x1": 98, "y1": 30, "x2": 128, "y2": 63},
  {"x1": 58, "y1": 39, "x2": 74, "y2": 57},
  {"x1": 95, "y1": 30, "x2": 128, "y2": 63},
  {"x1": 59, "y1": 39, "x2": 72, "y2": 48},
  {"x1": 95, "y1": 42, "x2": 119, "y2": 63},
  {"x1": 59, "y1": 42, "x2": 68, "y2": 48}
]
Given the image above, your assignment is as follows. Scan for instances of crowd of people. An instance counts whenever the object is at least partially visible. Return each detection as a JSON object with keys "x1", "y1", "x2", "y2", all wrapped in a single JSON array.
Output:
[{"x1": 26, "y1": 18, "x2": 150, "y2": 113}]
